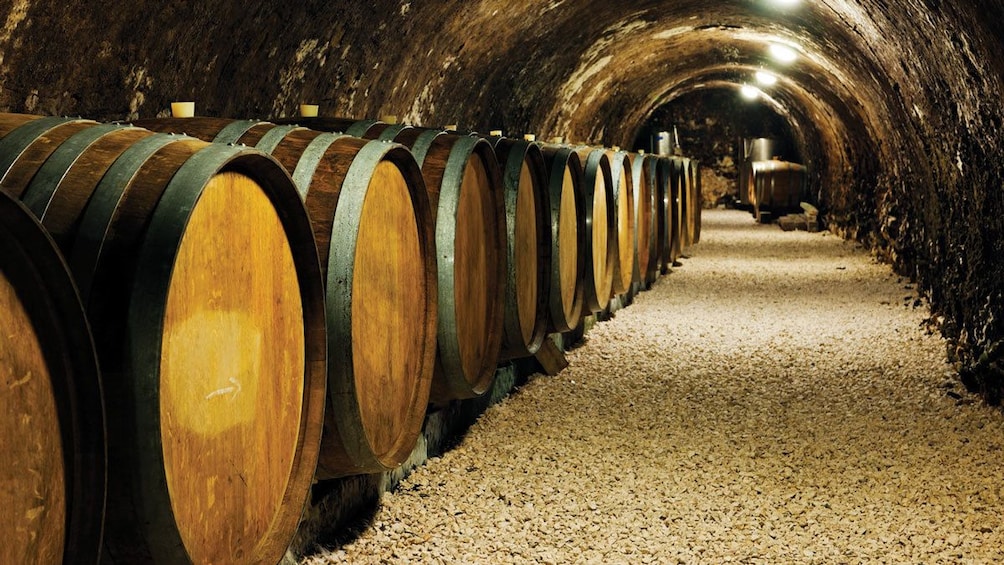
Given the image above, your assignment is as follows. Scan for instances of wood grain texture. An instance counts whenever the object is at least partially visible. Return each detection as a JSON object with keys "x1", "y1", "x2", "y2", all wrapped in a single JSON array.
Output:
[
  {"x1": 397, "y1": 133, "x2": 504, "y2": 402},
  {"x1": 558, "y1": 165, "x2": 580, "y2": 322},
  {"x1": 124, "y1": 146, "x2": 325, "y2": 564},
  {"x1": 540, "y1": 145, "x2": 585, "y2": 334},
  {"x1": 0, "y1": 269, "x2": 66, "y2": 565},
  {"x1": 24, "y1": 126, "x2": 155, "y2": 249},
  {"x1": 608, "y1": 151, "x2": 634, "y2": 296},
  {"x1": 271, "y1": 117, "x2": 380, "y2": 138},
  {"x1": 0, "y1": 121, "x2": 97, "y2": 197},
  {"x1": 0, "y1": 116, "x2": 325, "y2": 563},
  {"x1": 350, "y1": 159, "x2": 431, "y2": 466},
  {"x1": 294, "y1": 136, "x2": 435, "y2": 477},
  {"x1": 0, "y1": 190, "x2": 105, "y2": 565},
  {"x1": 515, "y1": 160, "x2": 539, "y2": 346},
  {"x1": 0, "y1": 113, "x2": 42, "y2": 138},
  {"x1": 134, "y1": 118, "x2": 438, "y2": 477},
  {"x1": 751, "y1": 160, "x2": 806, "y2": 218},
  {"x1": 630, "y1": 153, "x2": 656, "y2": 286},
  {"x1": 159, "y1": 171, "x2": 304, "y2": 565},
  {"x1": 455, "y1": 155, "x2": 493, "y2": 383},
  {"x1": 495, "y1": 139, "x2": 550, "y2": 361},
  {"x1": 654, "y1": 157, "x2": 671, "y2": 273},
  {"x1": 577, "y1": 148, "x2": 615, "y2": 313}
]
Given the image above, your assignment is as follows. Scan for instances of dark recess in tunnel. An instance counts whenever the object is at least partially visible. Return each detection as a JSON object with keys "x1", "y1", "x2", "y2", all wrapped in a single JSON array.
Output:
[
  {"x1": 0, "y1": 0, "x2": 1002, "y2": 402},
  {"x1": 632, "y1": 88, "x2": 802, "y2": 200}
]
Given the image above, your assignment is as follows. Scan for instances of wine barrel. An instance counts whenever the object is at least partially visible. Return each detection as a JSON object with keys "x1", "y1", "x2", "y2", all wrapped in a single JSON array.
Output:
[
  {"x1": 491, "y1": 138, "x2": 551, "y2": 360},
  {"x1": 0, "y1": 190, "x2": 105, "y2": 565},
  {"x1": 272, "y1": 116, "x2": 383, "y2": 138},
  {"x1": 391, "y1": 129, "x2": 506, "y2": 401},
  {"x1": 671, "y1": 157, "x2": 686, "y2": 264},
  {"x1": 0, "y1": 114, "x2": 326, "y2": 565},
  {"x1": 134, "y1": 117, "x2": 438, "y2": 478},
  {"x1": 739, "y1": 138, "x2": 779, "y2": 208},
  {"x1": 630, "y1": 152, "x2": 657, "y2": 287},
  {"x1": 654, "y1": 156, "x2": 676, "y2": 272},
  {"x1": 274, "y1": 116, "x2": 419, "y2": 142},
  {"x1": 269, "y1": 118, "x2": 505, "y2": 401},
  {"x1": 574, "y1": 147, "x2": 616, "y2": 313},
  {"x1": 607, "y1": 150, "x2": 635, "y2": 297},
  {"x1": 676, "y1": 157, "x2": 693, "y2": 250},
  {"x1": 752, "y1": 160, "x2": 806, "y2": 220},
  {"x1": 540, "y1": 145, "x2": 586, "y2": 333},
  {"x1": 691, "y1": 159, "x2": 703, "y2": 245}
]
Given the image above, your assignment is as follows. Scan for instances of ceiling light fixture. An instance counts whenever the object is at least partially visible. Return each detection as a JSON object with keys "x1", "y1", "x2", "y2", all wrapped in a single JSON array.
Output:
[
  {"x1": 740, "y1": 84, "x2": 761, "y2": 100},
  {"x1": 755, "y1": 71, "x2": 778, "y2": 86},
  {"x1": 769, "y1": 43, "x2": 798, "y2": 63}
]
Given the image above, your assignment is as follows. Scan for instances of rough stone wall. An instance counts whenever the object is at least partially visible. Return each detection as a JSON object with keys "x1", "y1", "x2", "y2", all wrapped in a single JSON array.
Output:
[{"x1": 0, "y1": 0, "x2": 1002, "y2": 398}]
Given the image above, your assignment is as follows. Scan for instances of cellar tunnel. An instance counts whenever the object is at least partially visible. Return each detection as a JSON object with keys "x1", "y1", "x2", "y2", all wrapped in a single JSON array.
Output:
[
  {"x1": 2, "y1": 0, "x2": 1004, "y2": 562},
  {"x1": 3, "y1": 1, "x2": 1001, "y2": 404}
]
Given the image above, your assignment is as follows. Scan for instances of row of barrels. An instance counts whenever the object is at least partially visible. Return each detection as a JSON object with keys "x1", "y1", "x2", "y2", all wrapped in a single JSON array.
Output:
[
  {"x1": 0, "y1": 112, "x2": 700, "y2": 565},
  {"x1": 739, "y1": 159, "x2": 807, "y2": 222}
]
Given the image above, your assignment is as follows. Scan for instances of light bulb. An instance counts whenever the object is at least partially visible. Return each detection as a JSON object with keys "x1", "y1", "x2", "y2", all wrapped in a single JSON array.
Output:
[
  {"x1": 740, "y1": 84, "x2": 761, "y2": 100},
  {"x1": 769, "y1": 43, "x2": 798, "y2": 63},
  {"x1": 756, "y1": 71, "x2": 778, "y2": 86}
]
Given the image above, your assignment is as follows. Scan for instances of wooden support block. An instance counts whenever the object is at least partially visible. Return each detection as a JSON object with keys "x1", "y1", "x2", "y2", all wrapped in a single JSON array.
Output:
[
  {"x1": 778, "y1": 215, "x2": 799, "y2": 231},
  {"x1": 533, "y1": 336, "x2": 569, "y2": 376}
]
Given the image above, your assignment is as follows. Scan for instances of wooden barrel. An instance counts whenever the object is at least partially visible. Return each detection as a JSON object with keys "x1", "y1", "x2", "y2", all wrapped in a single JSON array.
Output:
[
  {"x1": 574, "y1": 147, "x2": 616, "y2": 312},
  {"x1": 748, "y1": 160, "x2": 769, "y2": 218},
  {"x1": 491, "y1": 138, "x2": 551, "y2": 360},
  {"x1": 273, "y1": 116, "x2": 383, "y2": 137},
  {"x1": 0, "y1": 190, "x2": 105, "y2": 565},
  {"x1": 133, "y1": 117, "x2": 438, "y2": 478},
  {"x1": 261, "y1": 118, "x2": 504, "y2": 401},
  {"x1": 653, "y1": 156, "x2": 676, "y2": 272},
  {"x1": 390, "y1": 129, "x2": 506, "y2": 401},
  {"x1": 274, "y1": 116, "x2": 420, "y2": 142},
  {"x1": 0, "y1": 113, "x2": 326, "y2": 564},
  {"x1": 607, "y1": 150, "x2": 635, "y2": 297},
  {"x1": 670, "y1": 157, "x2": 686, "y2": 264},
  {"x1": 540, "y1": 145, "x2": 586, "y2": 333},
  {"x1": 752, "y1": 160, "x2": 806, "y2": 220},
  {"x1": 677, "y1": 157, "x2": 693, "y2": 250},
  {"x1": 630, "y1": 152, "x2": 657, "y2": 287},
  {"x1": 691, "y1": 159, "x2": 703, "y2": 245}
]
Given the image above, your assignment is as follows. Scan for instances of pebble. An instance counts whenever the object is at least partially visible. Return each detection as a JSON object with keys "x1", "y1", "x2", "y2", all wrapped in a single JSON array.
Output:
[{"x1": 302, "y1": 210, "x2": 1004, "y2": 564}]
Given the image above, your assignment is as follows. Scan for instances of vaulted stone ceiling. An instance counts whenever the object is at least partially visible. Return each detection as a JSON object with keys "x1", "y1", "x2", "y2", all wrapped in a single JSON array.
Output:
[{"x1": 1, "y1": 0, "x2": 1002, "y2": 399}]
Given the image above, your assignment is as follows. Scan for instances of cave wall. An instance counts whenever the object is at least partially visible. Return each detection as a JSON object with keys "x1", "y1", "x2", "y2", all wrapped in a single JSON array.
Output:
[{"x1": 1, "y1": 0, "x2": 1002, "y2": 398}]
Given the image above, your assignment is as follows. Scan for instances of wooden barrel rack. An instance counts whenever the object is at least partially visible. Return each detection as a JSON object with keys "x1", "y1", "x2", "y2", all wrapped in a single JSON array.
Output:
[{"x1": 0, "y1": 107, "x2": 707, "y2": 562}]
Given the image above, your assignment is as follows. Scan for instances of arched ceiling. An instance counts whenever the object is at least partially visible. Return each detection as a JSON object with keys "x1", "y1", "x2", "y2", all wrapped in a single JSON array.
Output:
[{"x1": 0, "y1": 0, "x2": 1003, "y2": 395}]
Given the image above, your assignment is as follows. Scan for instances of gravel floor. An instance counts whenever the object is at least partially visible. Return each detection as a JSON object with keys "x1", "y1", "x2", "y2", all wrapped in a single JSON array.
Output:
[{"x1": 304, "y1": 209, "x2": 1004, "y2": 564}]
